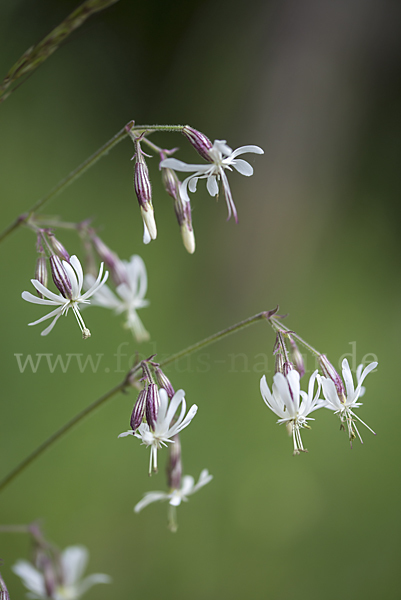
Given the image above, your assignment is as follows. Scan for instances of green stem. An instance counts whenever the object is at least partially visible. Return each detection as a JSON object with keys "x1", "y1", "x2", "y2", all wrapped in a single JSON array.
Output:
[
  {"x1": 0, "y1": 124, "x2": 184, "y2": 246},
  {"x1": 0, "y1": 311, "x2": 269, "y2": 495},
  {"x1": 270, "y1": 317, "x2": 320, "y2": 357}
]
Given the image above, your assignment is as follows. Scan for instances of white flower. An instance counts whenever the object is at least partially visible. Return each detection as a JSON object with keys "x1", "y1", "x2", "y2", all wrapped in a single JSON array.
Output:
[
  {"x1": 260, "y1": 369, "x2": 323, "y2": 454},
  {"x1": 21, "y1": 256, "x2": 108, "y2": 338},
  {"x1": 160, "y1": 140, "x2": 264, "y2": 222},
  {"x1": 320, "y1": 358, "x2": 378, "y2": 445},
  {"x1": 84, "y1": 254, "x2": 149, "y2": 342},
  {"x1": 12, "y1": 545, "x2": 111, "y2": 600},
  {"x1": 134, "y1": 469, "x2": 213, "y2": 512},
  {"x1": 118, "y1": 388, "x2": 198, "y2": 473}
]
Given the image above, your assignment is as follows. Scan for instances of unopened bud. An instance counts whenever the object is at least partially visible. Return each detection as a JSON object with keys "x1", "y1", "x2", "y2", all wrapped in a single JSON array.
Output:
[
  {"x1": 140, "y1": 206, "x2": 157, "y2": 240},
  {"x1": 174, "y1": 187, "x2": 195, "y2": 254},
  {"x1": 130, "y1": 388, "x2": 147, "y2": 431},
  {"x1": 167, "y1": 434, "x2": 182, "y2": 490},
  {"x1": 35, "y1": 255, "x2": 48, "y2": 297},
  {"x1": 161, "y1": 165, "x2": 180, "y2": 200},
  {"x1": 145, "y1": 384, "x2": 160, "y2": 430},
  {"x1": 82, "y1": 327, "x2": 91, "y2": 340},
  {"x1": 154, "y1": 366, "x2": 175, "y2": 399},
  {"x1": 47, "y1": 234, "x2": 70, "y2": 262},
  {"x1": 319, "y1": 354, "x2": 346, "y2": 400},
  {"x1": 134, "y1": 161, "x2": 152, "y2": 207},
  {"x1": 183, "y1": 125, "x2": 213, "y2": 162},
  {"x1": 289, "y1": 337, "x2": 305, "y2": 378},
  {"x1": 91, "y1": 235, "x2": 126, "y2": 286},
  {"x1": 50, "y1": 255, "x2": 72, "y2": 299}
]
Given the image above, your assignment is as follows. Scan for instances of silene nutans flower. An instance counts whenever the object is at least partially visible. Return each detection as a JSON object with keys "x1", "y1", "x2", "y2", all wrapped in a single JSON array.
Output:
[
  {"x1": 260, "y1": 369, "x2": 324, "y2": 455},
  {"x1": 22, "y1": 255, "x2": 108, "y2": 339},
  {"x1": 160, "y1": 126, "x2": 264, "y2": 223},
  {"x1": 320, "y1": 358, "x2": 378, "y2": 446}
]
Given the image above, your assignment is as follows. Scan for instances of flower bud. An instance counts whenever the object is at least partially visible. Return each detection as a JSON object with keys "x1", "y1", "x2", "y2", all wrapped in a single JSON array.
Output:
[
  {"x1": 47, "y1": 234, "x2": 70, "y2": 262},
  {"x1": 289, "y1": 337, "x2": 305, "y2": 378},
  {"x1": 319, "y1": 354, "x2": 346, "y2": 400},
  {"x1": 91, "y1": 235, "x2": 127, "y2": 286},
  {"x1": 174, "y1": 192, "x2": 195, "y2": 254},
  {"x1": 133, "y1": 139, "x2": 157, "y2": 241},
  {"x1": 145, "y1": 384, "x2": 160, "y2": 430},
  {"x1": 183, "y1": 125, "x2": 213, "y2": 162},
  {"x1": 140, "y1": 205, "x2": 157, "y2": 241},
  {"x1": 35, "y1": 255, "x2": 48, "y2": 298},
  {"x1": 166, "y1": 434, "x2": 182, "y2": 491},
  {"x1": 50, "y1": 255, "x2": 72, "y2": 299},
  {"x1": 130, "y1": 388, "x2": 147, "y2": 431},
  {"x1": 154, "y1": 366, "x2": 175, "y2": 399},
  {"x1": 161, "y1": 165, "x2": 180, "y2": 201}
]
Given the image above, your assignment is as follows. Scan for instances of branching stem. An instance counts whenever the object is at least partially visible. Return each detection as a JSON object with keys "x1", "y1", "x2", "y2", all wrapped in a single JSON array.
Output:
[{"x1": 0, "y1": 310, "x2": 270, "y2": 494}]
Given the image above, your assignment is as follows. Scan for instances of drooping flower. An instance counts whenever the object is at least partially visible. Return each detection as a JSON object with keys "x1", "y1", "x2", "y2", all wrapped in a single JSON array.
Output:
[
  {"x1": 320, "y1": 358, "x2": 378, "y2": 446},
  {"x1": 84, "y1": 254, "x2": 150, "y2": 342},
  {"x1": 160, "y1": 139, "x2": 264, "y2": 223},
  {"x1": 260, "y1": 369, "x2": 323, "y2": 454},
  {"x1": 118, "y1": 388, "x2": 198, "y2": 474},
  {"x1": 12, "y1": 545, "x2": 111, "y2": 600},
  {"x1": 134, "y1": 469, "x2": 213, "y2": 514},
  {"x1": 22, "y1": 255, "x2": 108, "y2": 338}
]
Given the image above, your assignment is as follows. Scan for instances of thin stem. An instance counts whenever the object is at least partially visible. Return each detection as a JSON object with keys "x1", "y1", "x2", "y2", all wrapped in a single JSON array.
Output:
[
  {"x1": 0, "y1": 525, "x2": 31, "y2": 534},
  {"x1": 0, "y1": 124, "x2": 184, "y2": 246},
  {"x1": 0, "y1": 311, "x2": 270, "y2": 495},
  {"x1": 0, "y1": 380, "x2": 128, "y2": 495},
  {"x1": 160, "y1": 311, "x2": 269, "y2": 366},
  {"x1": 0, "y1": 126, "x2": 128, "y2": 245},
  {"x1": 270, "y1": 317, "x2": 321, "y2": 357}
]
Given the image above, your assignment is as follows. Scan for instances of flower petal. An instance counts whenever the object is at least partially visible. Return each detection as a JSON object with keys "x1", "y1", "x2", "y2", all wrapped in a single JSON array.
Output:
[
  {"x1": 229, "y1": 145, "x2": 264, "y2": 159},
  {"x1": 70, "y1": 256, "x2": 84, "y2": 294},
  {"x1": 28, "y1": 306, "x2": 64, "y2": 327},
  {"x1": 12, "y1": 560, "x2": 46, "y2": 596},
  {"x1": 63, "y1": 260, "x2": 79, "y2": 298},
  {"x1": 188, "y1": 177, "x2": 199, "y2": 193},
  {"x1": 232, "y1": 159, "x2": 254, "y2": 176},
  {"x1": 61, "y1": 545, "x2": 88, "y2": 586},
  {"x1": 134, "y1": 491, "x2": 169, "y2": 513},
  {"x1": 160, "y1": 158, "x2": 210, "y2": 173},
  {"x1": 22, "y1": 291, "x2": 59, "y2": 306},
  {"x1": 206, "y1": 175, "x2": 219, "y2": 197},
  {"x1": 30, "y1": 279, "x2": 63, "y2": 302},
  {"x1": 75, "y1": 573, "x2": 112, "y2": 597}
]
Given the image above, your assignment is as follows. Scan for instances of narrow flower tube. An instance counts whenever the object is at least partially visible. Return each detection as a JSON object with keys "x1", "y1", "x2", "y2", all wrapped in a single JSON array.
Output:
[
  {"x1": 319, "y1": 354, "x2": 346, "y2": 401},
  {"x1": 35, "y1": 255, "x2": 48, "y2": 298},
  {"x1": 91, "y1": 234, "x2": 127, "y2": 287},
  {"x1": 183, "y1": 126, "x2": 213, "y2": 161},
  {"x1": 154, "y1": 366, "x2": 175, "y2": 399},
  {"x1": 146, "y1": 383, "x2": 161, "y2": 430},
  {"x1": 130, "y1": 388, "x2": 147, "y2": 431},
  {"x1": 50, "y1": 255, "x2": 72, "y2": 299},
  {"x1": 289, "y1": 337, "x2": 305, "y2": 378},
  {"x1": 166, "y1": 434, "x2": 182, "y2": 491},
  {"x1": 133, "y1": 139, "x2": 157, "y2": 240},
  {"x1": 47, "y1": 233, "x2": 70, "y2": 262},
  {"x1": 160, "y1": 154, "x2": 195, "y2": 253}
]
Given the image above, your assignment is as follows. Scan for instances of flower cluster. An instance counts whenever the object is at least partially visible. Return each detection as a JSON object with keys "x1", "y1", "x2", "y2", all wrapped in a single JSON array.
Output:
[
  {"x1": 260, "y1": 318, "x2": 378, "y2": 453},
  {"x1": 22, "y1": 230, "x2": 108, "y2": 339},
  {"x1": 126, "y1": 124, "x2": 263, "y2": 252},
  {"x1": 12, "y1": 526, "x2": 110, "y2": 600},
  {"x1": 21, "y1": 230, "x2": 150, "y2": 342}
]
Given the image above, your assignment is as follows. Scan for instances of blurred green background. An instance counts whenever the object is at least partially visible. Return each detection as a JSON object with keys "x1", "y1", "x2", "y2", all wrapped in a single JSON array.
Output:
[{"x1": 1, "y1": 0, "x2": 400, "y2": 598}]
